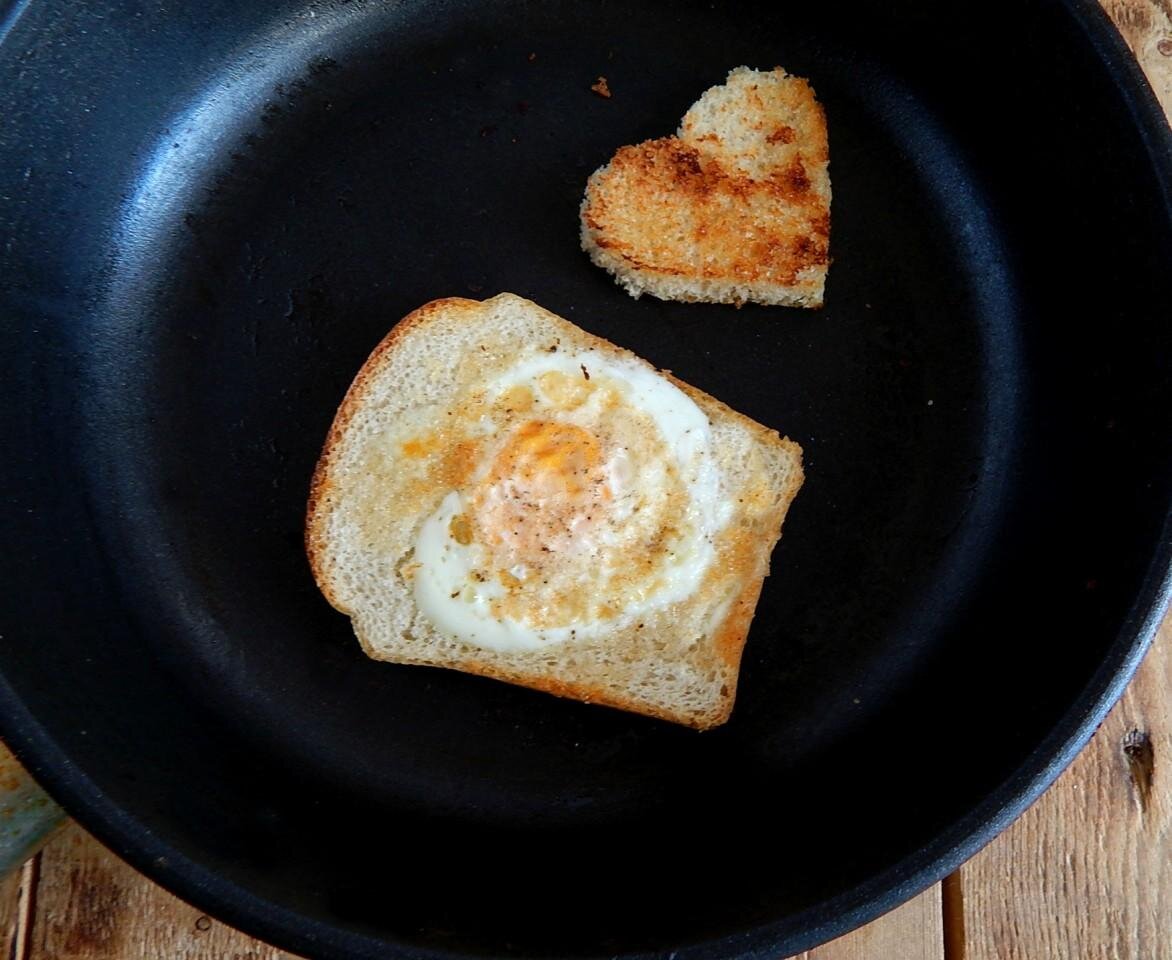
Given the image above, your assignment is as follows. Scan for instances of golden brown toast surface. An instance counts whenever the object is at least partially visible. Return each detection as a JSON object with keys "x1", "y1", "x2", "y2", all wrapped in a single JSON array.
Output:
[{"x1": 581, "y1": 67, "x2": 831, "y2": 308}]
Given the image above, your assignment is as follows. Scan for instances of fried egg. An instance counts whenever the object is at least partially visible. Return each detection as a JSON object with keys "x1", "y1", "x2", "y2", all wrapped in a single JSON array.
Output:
[{"x1": 411, "y1": 351, "x2": 731, "y2": 653}]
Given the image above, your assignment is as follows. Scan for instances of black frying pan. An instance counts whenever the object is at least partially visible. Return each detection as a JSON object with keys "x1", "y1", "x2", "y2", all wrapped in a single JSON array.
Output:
[{"x1": 1, "y1": 1, "x2": 1170, "y2": 957}]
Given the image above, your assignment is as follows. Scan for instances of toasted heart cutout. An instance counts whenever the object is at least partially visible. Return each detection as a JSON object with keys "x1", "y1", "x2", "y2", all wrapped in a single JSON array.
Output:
[{"x1": 580, "y1": 67, "x2": 831, "y2": 308}]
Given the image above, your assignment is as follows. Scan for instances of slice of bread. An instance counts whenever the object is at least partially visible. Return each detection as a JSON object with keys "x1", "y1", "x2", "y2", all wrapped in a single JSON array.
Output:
[
  {"x1": 306, "y1": 294, "x2": 803, "y2": 729},
  {"x1": 581, "y1": 66, "x2": 831, "y2": 308}
]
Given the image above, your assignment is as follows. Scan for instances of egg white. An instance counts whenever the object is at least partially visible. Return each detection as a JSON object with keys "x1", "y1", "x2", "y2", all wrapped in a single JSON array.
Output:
[{"x1": 412, "y1": 350, "x2": 729, "y2": 653}]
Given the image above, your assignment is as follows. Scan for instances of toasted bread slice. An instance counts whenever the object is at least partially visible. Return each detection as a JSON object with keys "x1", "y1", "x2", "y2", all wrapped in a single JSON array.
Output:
[
  {"x1": 581, "y1": 66, "x2": 831, "y2": 308},
  {"x1": 306, "y1": 294, "x2": 803, "y2": 729}
]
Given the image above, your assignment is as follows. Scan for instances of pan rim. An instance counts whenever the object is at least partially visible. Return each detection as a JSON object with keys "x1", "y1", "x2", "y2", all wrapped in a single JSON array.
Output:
[{"x1": 0, "y1": 0, "x2": 1170, "y2": 956}]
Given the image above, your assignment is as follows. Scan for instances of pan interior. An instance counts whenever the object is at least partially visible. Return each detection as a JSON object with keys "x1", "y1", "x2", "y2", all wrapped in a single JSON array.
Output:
[{"x1": 100, "y1": 1, "x2": 1013, "y2": 830}]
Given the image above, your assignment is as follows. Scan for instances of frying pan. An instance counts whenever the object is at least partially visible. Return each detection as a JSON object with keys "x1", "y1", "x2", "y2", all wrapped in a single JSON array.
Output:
[{"x1": 1, "y1": 0, "x2": 1170, "y2": 956}]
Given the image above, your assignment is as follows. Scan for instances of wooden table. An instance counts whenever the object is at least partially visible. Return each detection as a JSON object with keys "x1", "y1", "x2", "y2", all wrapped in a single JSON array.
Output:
[{"x1": 0, "y1": 2, "x2": 1168, "y2": 956}]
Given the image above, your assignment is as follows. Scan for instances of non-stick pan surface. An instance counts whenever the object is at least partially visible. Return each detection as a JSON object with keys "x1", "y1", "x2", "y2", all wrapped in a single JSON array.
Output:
[{"x1": 1, "y1": 0, "x2": 1170, "y2": 957}]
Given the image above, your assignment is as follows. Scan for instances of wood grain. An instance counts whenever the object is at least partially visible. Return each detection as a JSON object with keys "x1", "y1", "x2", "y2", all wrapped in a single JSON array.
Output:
[
  {"x1": 0, "y1": 863, "x2": 26, "y2": 959},
  {"x1": 793, "y1": 887, "x2": 944, "y2": 960},
  {"x1": 24, "y1": 826, "x2": 299, "y2": 960},
  {"x1": 1101, "y1": 0, "x2": 1172, "y2": 116},
  {"x1": 957, "y1": 616, "x2": 1172, "y2": 960}
]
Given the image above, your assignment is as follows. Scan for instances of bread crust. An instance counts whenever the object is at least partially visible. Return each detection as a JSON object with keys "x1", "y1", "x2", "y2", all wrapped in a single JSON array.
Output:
[
  {"x1": 306, "y1": 298, "x2": 481, "y2": 610},
  {"x1": 306, "y1": 294, "x2": 804, "y2": 730}
]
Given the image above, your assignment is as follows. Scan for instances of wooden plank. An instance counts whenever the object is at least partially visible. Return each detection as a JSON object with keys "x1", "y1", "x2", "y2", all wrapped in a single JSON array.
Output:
[
  {"x1": 790, "y1": 886, "x2": 944, "y2": 960},
  {"x1": 0, "y1": 859, "x2": 28, "y2": 960},
  {"x1": 958, "y1": 613, "x2": 1172, "y2": 959},
  {"x1": 26, "y1": 824, "x2": 301, "y2": 960},
  {"x1": 1101, "y1": 0, "x2": 1172, "y2": 117}
]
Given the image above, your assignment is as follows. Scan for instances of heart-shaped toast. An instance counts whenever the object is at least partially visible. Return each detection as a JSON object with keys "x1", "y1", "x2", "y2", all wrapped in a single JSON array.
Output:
[{"x1": 580, "y1": 67, "x2": 831, "y2": 308}]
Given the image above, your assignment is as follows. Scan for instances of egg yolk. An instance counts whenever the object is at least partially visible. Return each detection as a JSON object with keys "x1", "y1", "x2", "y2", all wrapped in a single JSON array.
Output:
[{"x1": 469, "y1": 420, "x2": 609, "y2": 565}]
